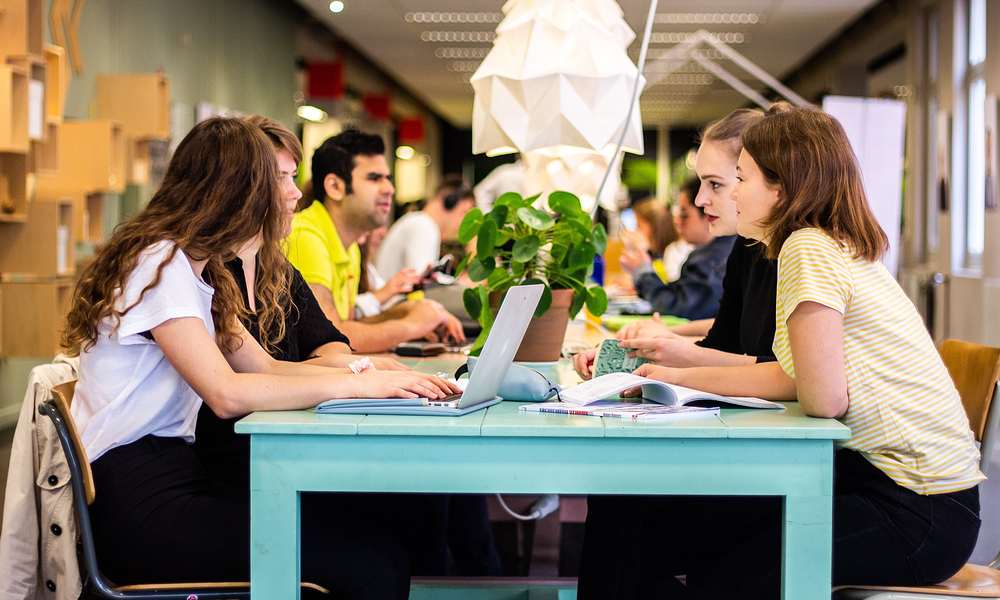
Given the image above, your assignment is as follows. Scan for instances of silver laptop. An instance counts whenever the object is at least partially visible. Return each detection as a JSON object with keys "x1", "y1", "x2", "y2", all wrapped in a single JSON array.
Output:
[{"x1": 315, "y1": 284, "x2": 543, "y2": 416}]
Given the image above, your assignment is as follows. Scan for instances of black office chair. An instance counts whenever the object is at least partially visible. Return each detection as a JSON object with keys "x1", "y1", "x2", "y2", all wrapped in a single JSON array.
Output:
[{"x1": 38, "y1": 381, "x2": 328, "y2": 599}]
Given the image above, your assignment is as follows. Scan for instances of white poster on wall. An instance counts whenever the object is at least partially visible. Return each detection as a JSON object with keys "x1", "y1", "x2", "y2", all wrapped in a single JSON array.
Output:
[{"x1": 822, "y1": 95, "x2": 907, "y2": 276}]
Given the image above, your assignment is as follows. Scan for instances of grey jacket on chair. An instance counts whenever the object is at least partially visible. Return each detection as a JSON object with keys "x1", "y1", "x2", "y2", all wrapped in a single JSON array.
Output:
[{"x1": 0, "y1": 356, "x2": 81, "y2": 600}]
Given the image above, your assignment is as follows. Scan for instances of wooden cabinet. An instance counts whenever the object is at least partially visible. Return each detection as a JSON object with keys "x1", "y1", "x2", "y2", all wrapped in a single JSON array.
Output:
[
  {"x1": 40, "y1": 119, "x2": 126, "y2": 194},
  {"x1": 0, "y1": 0, "x2": 44, "y2": 61},
  {"x1": 0, "y1": 152, "x2": 30, "y2": 220},
  {"x1": 0, "y1": 277, "x2": 71, "y2": 357},
  {"x1": 0, "y1": 197, "x2": 74, "y2": 276},
  {"x1": 0, "y1": 64, "x2": 29, "y2": 153},
  {"x1": 96, "y1": 73, "x2": 170, "y2": 140}
]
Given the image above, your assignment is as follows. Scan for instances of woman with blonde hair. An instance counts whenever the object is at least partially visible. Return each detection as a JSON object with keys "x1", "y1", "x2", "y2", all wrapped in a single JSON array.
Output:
[
  {"x1": 64, "y1": 117, "x2": 458, "y2": 596},
  {"x1": 580, "y1": 104, "x2": 983, "y2": 598}
]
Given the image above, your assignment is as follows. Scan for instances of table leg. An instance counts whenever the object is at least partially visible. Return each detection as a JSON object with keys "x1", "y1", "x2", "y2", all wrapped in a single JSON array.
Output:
[
  {"x1": 250, "y1": 477, "x2": 300, "y2": 599},
  {"x1": 782, "y1": 493, "x2": 834, "y2": 599}
]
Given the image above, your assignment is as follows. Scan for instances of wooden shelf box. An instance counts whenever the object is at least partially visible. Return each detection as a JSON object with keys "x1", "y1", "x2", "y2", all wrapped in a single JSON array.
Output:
[
  {"x1": 0, "y1": 64, "x2": 29, "y2": 153},
  {"x1": 44, "y1": 119, "x2": 126, "y2": 194},
  {"x1": 43, "y1": 45, "x2": 66, "y2": 123},
  {"x1": 96, "y1": 74, "x2": 170, "y2": 140},
  {"x1": 0, "y1": 277, "x2": 71, "y2": 357},
  {"x1": 0, "y1": 152, "x2": 30, "y2": 219},
  {"x1": 0, "y1": 0, "x2": 44, "y2": 61},
  {"x1": 29, "y1": 120, "x2": 58, "y2": 172},
  {"x1": 0, "y1": 197, "x2": 74, "y2": 276}
]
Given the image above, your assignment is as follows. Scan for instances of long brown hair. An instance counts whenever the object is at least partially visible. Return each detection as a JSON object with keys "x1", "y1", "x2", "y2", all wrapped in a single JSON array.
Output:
[
  {"x1": 701, "y1": 107, "x2": 765, "y2": 159},
  {"x1": 742, "y1": 103, "x2": 888, "y2": 261},
  {"x1": 63, "y1": 117, "x2": 290, "y2": 354}
]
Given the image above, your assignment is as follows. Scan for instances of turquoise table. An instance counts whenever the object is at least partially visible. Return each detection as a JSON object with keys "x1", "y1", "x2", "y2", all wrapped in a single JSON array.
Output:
[{"x1": 235, "y1": 358, "x2": 850, "y2": 600}]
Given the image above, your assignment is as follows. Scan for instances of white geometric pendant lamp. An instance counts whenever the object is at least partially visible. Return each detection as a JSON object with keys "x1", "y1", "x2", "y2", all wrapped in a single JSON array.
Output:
[{"x1": 471, "y1": 0, "x2": 645, "y2": 158}]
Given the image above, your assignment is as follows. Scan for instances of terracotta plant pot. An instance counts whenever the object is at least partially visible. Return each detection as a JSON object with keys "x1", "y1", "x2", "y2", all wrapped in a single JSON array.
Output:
[{"x1": 492, "y1": 287, "x2": 574, "y2": 362}]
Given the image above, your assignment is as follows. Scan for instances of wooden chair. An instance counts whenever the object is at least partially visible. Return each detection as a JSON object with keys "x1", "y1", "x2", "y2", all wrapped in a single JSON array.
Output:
[
  {"x1": 39, "y1": 380, "x2": 329, "y2": 599},
  {"x1": 833, "y1": 339, "x2": 1000, "y2": 599}
]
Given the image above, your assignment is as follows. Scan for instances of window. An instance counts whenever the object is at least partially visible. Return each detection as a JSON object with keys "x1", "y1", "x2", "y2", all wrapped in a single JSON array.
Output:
[{"x1": 964, "y1": 0, "x2": 987, "y2": 266}]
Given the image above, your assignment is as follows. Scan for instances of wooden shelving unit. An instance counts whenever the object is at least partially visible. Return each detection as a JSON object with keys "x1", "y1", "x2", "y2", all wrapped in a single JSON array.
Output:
[
  {"x1": 96, "y1": 73, "x2": 170, "y2": 140},
  {"x1": 0, "y1": 197, "x2": 74, "y2": 276},
  {"x1": 43, "y1": 45, "x2": 66, "y2": 123},
  {"x1": 0, "y1": 152, "x2": 30, "y2": 219},
  {"x1": 0, "y1": 0, "x2": 44, "y2": 62},
  {"x1": 40, "y1": 119, "x2": 126, "y2": 195},
  {"x1": 0, "y1": 276, "x2": 72, "y2": 357},
  {"x1": 0, "y1": 64, "x2": 29, "y2": 153}
]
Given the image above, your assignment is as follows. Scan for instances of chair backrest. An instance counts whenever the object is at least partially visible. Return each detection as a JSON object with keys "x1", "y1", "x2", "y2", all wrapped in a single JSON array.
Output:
[
  {"x1": 940, "y1": 339, "x2": 1000, "y2": 444},
  {"x1": 49, "y1": 380, "x2": 95, "y2": 505}
]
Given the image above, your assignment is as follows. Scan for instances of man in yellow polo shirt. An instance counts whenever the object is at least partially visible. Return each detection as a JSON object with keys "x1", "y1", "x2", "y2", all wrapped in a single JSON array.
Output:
[{"x1": 285, "y1": 129, "x2": 464, "y2": 353}]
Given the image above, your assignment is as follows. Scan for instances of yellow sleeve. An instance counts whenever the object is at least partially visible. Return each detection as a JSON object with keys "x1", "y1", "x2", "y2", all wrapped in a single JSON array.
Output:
[
  {"x1": 776, "y1": 229, "x2": 853, "y2": 319},
  {"x1": 284, "y1": 226, "x2": 333, "y2": 291}
]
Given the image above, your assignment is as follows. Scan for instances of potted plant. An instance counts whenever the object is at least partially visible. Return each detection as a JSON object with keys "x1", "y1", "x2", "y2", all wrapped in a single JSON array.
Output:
[{"x1": 456, "y1": 190, "x2": 608, "y2": 361}]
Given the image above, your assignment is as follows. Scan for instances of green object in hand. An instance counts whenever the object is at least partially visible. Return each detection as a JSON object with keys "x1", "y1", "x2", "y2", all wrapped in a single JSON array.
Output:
[
  {"x1": 601, "y1": 314, "x2": 688, "y2": 333},
  {"x1": 594, "y1": 339, "x2": 650, "y2": 378}
]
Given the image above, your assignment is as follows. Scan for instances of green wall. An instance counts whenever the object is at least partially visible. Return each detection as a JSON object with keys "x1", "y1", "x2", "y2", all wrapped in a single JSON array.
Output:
[{"x1": 0, "y1": 0, "x2": 302, "y2": 425}]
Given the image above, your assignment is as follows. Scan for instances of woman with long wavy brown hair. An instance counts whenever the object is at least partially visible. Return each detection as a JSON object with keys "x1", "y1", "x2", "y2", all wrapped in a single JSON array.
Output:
[{"x1": 63, "y1": 117, "x2": 458, "y2": 597}]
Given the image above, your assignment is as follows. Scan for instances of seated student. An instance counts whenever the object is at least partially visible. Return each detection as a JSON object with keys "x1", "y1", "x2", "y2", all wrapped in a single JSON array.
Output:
[
  {"x1": 354, "y1": 226, "x2": 421, "y2": 319},
  {"x1": 376, "y1": 178, "x2": 475, "y2": 279},
  {"x1": 620, "y1": 177, "x2": 735, "y2": 320},
  {"x1": 63, "y1": 117, "x2": 461, "y2": 597},
  {"x1": 285, "y1": 130, "x2": 464, "y2": 353},
  {"x1": 578, "y1": 104, "x2": 984, "y2": 599},
  {"x1": 574, "y1": 108, "x2": 775, "y2": 379}
]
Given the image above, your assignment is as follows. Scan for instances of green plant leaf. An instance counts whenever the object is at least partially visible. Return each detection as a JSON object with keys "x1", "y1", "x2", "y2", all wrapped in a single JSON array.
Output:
[
  {"x1": 568, "y1": 242, "x2": 596, "y2": 270},
  {"x1": 454, "y1": 254, "x2": 470, "y2": 276},
  {"x1": 487, "y1": 267, "x2": 511, "y2": 290},
  {"x1": 585, "y1": 286, "x2": 608, "y2": 316},
  {"x1": 516, "y1": 207, "x2": 555, "y2": 231},
  {"x1": 524, "y1": 193, "x2": 541, "y2": 204},
  {"x1": 511, "y1": 260, "x2": 526, "y2": 278},
  {"x1": 489, "y1": 204, "x2": 509, "y2": 228},
  {"x1": 497, "y1": 229, "x2": 512, "y2": 246},
  {"x1": 547, "y1": 191, "x2": 581, "y2": 214},
  {"x1": 462, "y1": 286, "x2": 482, "y2": 320},
  {"x1": 457, "y1": 208, "x2": 483, "y2": 244},
  {"x1": 512, "y1": 235, "x2": 541, "y2": 262},
  {"x1": 569, "y1": 290, "x2": 587, "y2": 319},
  {"x1": 476, "y1": 218, "x2": 497, "y2": 257},
  {"x1": 467, "y1": 327, "x2": 489, "y2": 356},
  {"x1": 468, "y1": 255, "x2": 495, "y2": 281},
  {"x1": 593, "y1": 223, "x2": 608, "y2": 254},
  {"x1": 494, "y1": 191, "x2": 523, "y2": 207},
  {"x1": 523, "y1": 277, "x2": 552, "y2": 317}
]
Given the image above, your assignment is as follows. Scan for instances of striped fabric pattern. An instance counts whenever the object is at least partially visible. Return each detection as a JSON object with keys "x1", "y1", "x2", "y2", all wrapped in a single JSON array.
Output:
[{"x1": 773, "y1": 228, "x2": 985, "y2": 495}]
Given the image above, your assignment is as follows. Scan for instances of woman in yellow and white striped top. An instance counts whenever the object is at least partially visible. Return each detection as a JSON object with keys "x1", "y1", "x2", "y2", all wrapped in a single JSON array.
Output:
[{"x1": 584, "y1": 104, "x2": 984, "y2": 600}]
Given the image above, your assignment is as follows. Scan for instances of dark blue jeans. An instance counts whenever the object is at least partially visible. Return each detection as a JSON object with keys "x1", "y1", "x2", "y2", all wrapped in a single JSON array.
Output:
[{"x1": 578, "y1": 449, "x2": 981, "y2": 600}]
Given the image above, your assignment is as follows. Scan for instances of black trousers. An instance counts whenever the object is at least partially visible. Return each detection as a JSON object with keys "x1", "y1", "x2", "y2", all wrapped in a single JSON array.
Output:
[
  {"x1": 90, "y1": 436, "x2": 410, "y2": 599},
  {"x1": 578, "y1": 449, "x2": 981, "y2": 600}
]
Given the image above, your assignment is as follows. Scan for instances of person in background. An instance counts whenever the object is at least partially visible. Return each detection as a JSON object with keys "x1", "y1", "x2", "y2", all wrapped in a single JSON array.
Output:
[
  {"x1": 284, "y1": 130, "x2": 464, "y2": 352},
  {"x1": 630, "y1": 198, "x2": 676, "y2": 261},
  {"x1": 620, "y1": 176, "x2": 735, "y2": 320},
  {"x1": 375, "y1": 178, "x2": 475, "y2": 280},
  {"x1": 355, "y1": 225, "x2": 421, "y2": 319},
  {"x1": 63, "y1": 117, "x2": 461, "y2": 597},
  {"x1": 579, "y1": 104, "x2": 983, "y2": 599}
]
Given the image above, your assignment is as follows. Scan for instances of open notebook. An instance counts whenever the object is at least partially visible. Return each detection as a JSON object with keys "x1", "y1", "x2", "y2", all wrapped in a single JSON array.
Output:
[{"x1": 558, "y1": 372, "x2": 785, "y2": 410}]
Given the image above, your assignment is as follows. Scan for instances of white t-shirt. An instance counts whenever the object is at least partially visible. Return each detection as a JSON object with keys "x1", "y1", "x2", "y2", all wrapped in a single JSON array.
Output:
[
  {"x1": 375, "y1": 211, "x2": 440, "y2": 279},
  {"x1": 72, "y1": 240, "x2": 216, "y2": 462}
]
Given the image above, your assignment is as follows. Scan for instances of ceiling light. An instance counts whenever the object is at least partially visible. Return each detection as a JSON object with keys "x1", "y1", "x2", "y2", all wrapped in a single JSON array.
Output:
[
  {"x1": 447, "y1": 61, "x2": 481, "y2": 72},
  {"x1": 420, "y1": 31, "x2": 496, "y2": 43},
  {"x1": 650, "y1": 32, "x2": 745, "y2": 44},
  {"x1": 405, "y1": 12, "x2": 502, "y2": 24},
  {"x1": 395, "y1": 145, "x2": 416, "y2": 160},
  {"x1": 329, "y1": 1, "x2": 344, "y2": 14},
  {"x1": 297, "y1": 105, "x2": 328, "y2": 122},
  {"x1": 434, "y1": 47, "x2": 491, "y2": 59},
  {"x1": 655, "y1": 13, "x2": 759, "y2": 25}
]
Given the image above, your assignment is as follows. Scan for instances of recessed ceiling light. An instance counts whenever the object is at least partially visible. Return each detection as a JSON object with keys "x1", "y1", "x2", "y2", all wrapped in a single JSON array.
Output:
[
  {"x1": 655, "y1": 13, "x2": 759, "y2": 25},
  {"x1": 395, "y1": 145, "x2": 416, "y2": 160},
  {"x1": 404, "y1": 12, "x2": 502, "y2": 24},
  {"x1": 329, "y1": 1, "x2": 344, "y2": 14},
  {"x1": 297, "y1": 105, "x2": 328, "y2": 122},
  {"x1": 650, "y1": 32, "x2": 745, "y2": 44},
  {"x1": 420, "y1": 31, "x2": 495, "y2": 43}
]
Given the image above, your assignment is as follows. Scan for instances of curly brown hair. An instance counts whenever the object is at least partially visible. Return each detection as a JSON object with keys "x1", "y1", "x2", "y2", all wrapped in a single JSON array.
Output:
[{"x1": 62, "y1": 117, "x2": 291, "y2": 355}]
